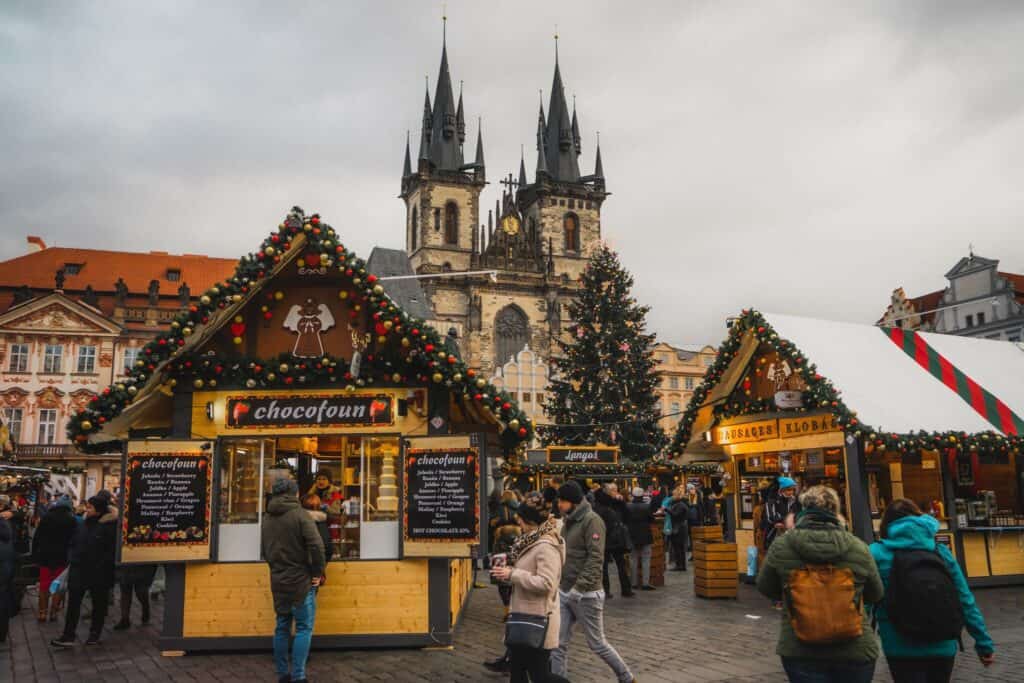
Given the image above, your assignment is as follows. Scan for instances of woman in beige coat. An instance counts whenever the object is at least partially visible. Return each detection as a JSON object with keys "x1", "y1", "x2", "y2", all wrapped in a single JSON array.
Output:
[{"x1": 490, "y1": 492, "x2": 570, "y2": 683}]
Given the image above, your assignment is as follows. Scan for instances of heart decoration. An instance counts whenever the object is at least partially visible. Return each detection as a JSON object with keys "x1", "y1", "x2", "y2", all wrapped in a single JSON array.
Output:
[{"x1": 230, "y1": 322, "x2": 246, "y2": 337}]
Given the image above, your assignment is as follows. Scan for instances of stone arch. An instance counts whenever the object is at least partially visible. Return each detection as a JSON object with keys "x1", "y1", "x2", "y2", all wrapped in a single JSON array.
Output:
[{"x1": 494, "y1": 305, "x2": 530, "y2": 368}]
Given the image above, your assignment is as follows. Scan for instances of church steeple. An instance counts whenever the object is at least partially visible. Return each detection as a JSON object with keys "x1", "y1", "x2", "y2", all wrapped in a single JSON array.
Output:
[
  {"x1": 541, "y1": 44, "x2": 581, "y2": 183},
  {"x1": 402, "y1": 131, "x2": 412, "y2": 178},
  {"x1": 518, "y1": 146, "x2": 528, "y2": 187},
  {"x1": 418, "y1": 82, "x2": 432, "y2": 162},
  {"x1": 535, "y1": 99, "x2": 549, "y2": 180},
  {"x1": 473, "y1": 119, "x2": 485, "y2": 181},
  {"x1": 425, "y1": 24, "x2": 464, "y2": 171}
]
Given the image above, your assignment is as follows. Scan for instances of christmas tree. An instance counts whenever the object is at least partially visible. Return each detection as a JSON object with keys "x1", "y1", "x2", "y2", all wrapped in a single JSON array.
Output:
[{"x1": 541, "y1": 245, "x2": 667, "y2": 460}]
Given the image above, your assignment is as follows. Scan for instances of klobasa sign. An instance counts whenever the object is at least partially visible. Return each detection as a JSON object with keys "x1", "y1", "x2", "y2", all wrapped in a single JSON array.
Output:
[{"x1": 225, "y1": 394, "x2": 393, "y2": 428}]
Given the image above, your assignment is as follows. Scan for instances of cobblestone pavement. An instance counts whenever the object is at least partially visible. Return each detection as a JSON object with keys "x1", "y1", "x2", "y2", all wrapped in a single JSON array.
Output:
[{"x1": 3, "y1": 569, "x2": 1023, "y2": 682}]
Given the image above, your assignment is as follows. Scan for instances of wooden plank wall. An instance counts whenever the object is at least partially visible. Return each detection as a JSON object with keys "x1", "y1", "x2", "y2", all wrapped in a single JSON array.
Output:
[
  {"x1": 183, "y1": 560, "x2": 429, "y2": 637},
  {"x1": 449, "y1": 558, "x2": 473, "y2": 627}
]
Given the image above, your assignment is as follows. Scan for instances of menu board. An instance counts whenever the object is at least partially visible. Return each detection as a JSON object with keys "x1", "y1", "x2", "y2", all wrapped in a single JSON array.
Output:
[
  {"x1": 404, "y1": 446, "x2": 479, "y2": 547},
  {"x1": 121, "y1": 441, "x2": 213, "y2": 563}
]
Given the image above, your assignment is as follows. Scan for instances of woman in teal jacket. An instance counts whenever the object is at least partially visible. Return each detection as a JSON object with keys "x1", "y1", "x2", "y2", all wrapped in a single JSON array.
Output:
[{"x1": 870, "y1": 499, "x2": 995, "y2": 683}]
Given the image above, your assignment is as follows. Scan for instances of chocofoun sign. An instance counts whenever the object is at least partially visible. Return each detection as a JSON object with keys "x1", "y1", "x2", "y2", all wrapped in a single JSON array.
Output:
[
  {"x1": 546, "y1": 446, "x2": 620, "y2": 465},
  {"x1": 225, "y1": 394, "x2": 393, "y2": 428},
  {"x1": 404, "y1": 448, "x2": 479, "y2": 543}
]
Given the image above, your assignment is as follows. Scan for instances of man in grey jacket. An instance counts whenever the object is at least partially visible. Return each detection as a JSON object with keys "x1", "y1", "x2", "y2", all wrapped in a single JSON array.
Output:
[
  {"x1": 261, "y1": 477, "x2": 325, "y2": 683},
  {"x1": 551, "y1": 481, "x2": 635, "y2": 683}
]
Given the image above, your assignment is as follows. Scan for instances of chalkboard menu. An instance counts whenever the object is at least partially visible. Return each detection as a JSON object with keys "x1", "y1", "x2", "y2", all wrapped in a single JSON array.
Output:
[
  {"x1": 404, "y1": 447, "x2": 479, "y2": 544},
  {"x1": 122, "y1": 442, "x2": 213, "y2": 563}
]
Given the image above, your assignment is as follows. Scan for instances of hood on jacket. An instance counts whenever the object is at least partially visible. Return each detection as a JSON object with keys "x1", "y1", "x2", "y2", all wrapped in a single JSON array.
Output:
[
  {"x1": 98, "y1": 509, "x2": 119, "y2": 524},
  {"x1": 878, "y1": 514, "x2": 939, "y2": 551},
  {"x1": 267, "y1": 495, "x2": 300, "y2": 516},
  {"x1": 306, "y1": 509, "x2": 327, "y2": 523},
  {"x1": 566, "y1": 500, "x2": 592, "y2": 524},
  {"x1": 593, "y1": 489, "x2": 614, "y2": 507},
  {"x1": 788, "y1": 518, "x2": 854, "y2": 563}
]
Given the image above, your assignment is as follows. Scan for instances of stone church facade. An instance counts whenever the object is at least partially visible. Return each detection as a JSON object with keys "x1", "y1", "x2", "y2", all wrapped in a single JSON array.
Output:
[{"x1": 396, "y1": 35, "x2": 607, "y2": 385}]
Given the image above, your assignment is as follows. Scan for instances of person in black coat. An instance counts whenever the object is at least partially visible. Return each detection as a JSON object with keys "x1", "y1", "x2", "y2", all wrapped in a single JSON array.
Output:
[
  {"x1": 0, "y1": 517, "x2": 15, "y2": 644},
  {"x1": 32, "y1": 496, "x2": 78, "y2": 622},
  {"x1": 593, "y1": 484, "x2": 633, "y2": 598},
  {"x1": 625, "y1": 488, "x2": 657, "y2": 590},
  {"x1": 668, "y1": 486, "x2": 690, "y2": 571},
  {"x1": 51, "y1": 495, "x2": 118, "y2": 647}
]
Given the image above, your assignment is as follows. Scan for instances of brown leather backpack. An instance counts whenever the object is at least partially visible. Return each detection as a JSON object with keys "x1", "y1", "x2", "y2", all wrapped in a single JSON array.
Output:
[{"x1": 785, "y1": 564, "x2": 863, "y2": 644}]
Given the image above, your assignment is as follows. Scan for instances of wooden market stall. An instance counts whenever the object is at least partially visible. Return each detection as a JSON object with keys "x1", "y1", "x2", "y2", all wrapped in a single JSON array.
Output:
[
  {"x1": 70, "y1": 208, "x2": 535, "y2": 652},
  {"x1": 670, "y1": 310, "x2": 1024, "y2": 587}
]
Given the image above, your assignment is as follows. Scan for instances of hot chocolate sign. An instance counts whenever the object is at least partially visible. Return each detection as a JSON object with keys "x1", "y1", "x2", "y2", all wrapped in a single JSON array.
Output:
[
  {"x1": 226, "y1": 393, "x2": 393, "y2": 428},
  {"x1": 546, "y1": 446, "x2": 620, "y2": 466}
]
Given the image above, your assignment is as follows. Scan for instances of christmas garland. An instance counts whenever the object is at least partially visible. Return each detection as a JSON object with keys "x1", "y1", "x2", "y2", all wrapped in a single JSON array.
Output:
[
  {"x1": 500, "y1": 461, "x2": 723, "y2": 476},
  {"x1": 67, "y1": 207, "x2": 534, "y2": 452},
  {"x1": 669, "y1": 309, "x2": 1023, "y2": 458}
]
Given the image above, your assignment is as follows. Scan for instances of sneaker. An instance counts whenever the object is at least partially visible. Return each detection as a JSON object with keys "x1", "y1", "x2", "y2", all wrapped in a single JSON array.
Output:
[
  {"x1": 85, "y1": 635, "x2": 101, "y2": 645},
  {"x1": 482, "y1": 655, "x2": 510, "y2": 673},
  {"x1": 50, "y1": 637, "x2": 75, "y2": 648}
]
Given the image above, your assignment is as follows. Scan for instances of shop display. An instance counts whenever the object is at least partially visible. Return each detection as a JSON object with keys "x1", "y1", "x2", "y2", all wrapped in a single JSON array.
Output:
[{"x1": 377, "y1": 454, "x2": 399, "y2": 512}]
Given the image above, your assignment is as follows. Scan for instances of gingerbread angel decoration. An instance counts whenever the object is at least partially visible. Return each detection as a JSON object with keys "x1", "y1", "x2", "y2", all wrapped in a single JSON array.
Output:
[{"x1": 283, "y1": 298, "x2": 336, "y2": 357}]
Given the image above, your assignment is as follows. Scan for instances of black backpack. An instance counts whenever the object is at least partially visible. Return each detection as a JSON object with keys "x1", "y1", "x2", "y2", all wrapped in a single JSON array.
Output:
[{"x1": 885, "y1": 549, "x2": 964, "y2": 642}]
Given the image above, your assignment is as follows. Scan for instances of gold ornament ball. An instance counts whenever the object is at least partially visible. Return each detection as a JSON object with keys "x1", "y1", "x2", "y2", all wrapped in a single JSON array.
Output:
[
  {"x1": 182, "y1": 328, "x2": 192, "y2": 337},
  {"x1": 80, "y1": 420, "x2": 93, "y2": 431},
  {"x1": 377, "y1": 335, "x2": 387, "y2": 344},
  {"x1": 167, "y1": 378, "x2": 177, "y2": 387},
  {"x1": 392, "y1": 373, "x2": 402, "y2": 383},
  {"x1": 432, "y1": 372, "x2": 443, "y2": 383},
  {"x1": 476, "y1": 378, "x2": 486, "y2": 389},
  {"x1": 303, "y1": 223, "x2": 312, "y2": 231},
  {"x1": 509, "y1": 419, "x2": 520, "y2": 430},
  {"x1": 246, "y1": 379, "x2": 257, "y2": 388},
  {"x1": 261, "y1": 305, "x2": 269, "y2": 312},
  {"x1": 210, "y1": 286, "x2": 220, "y2": 295},
  {"x1": 232, "y1": 294, "x2": 242, "y2": 302},
  {"x1": 453, "y1": 373, "x2": 462, "y2": 382},
  {"x1": 193, "y1": 379, "x2": 205, "y2": 389},
  {"x1": 266, "y1": 373, "x2": 277, "y2": 382},
  {"x1": 383, "y1": 320, "x2": 393, "y2": 330},
  {"x1": 352, "y1": 277, "x2": 362, "y2": 286},
  {"x1": 296, "y1": 258, "x2": 306, "y2": 268},
  {"x1": 274, "y1": 291, "x2": 285, "y2": 301},
  {"x1": 127, "y1": 385, "x2": 138, "y2": 395},
  {"x1": 234, "y1": 315, "x2": 243, "y2": 324},
  {"x1": 338, "y1": 290, "x2": 349, "y2": 300},
  {"x1": 200, "y1": 295, "x2": 211, "y2": 305},
  {"x1": 401, "y1": 337, "x2": 410, "y2": 347},
  {"x1": 233, "y1": 336, "x2": 243, "y2": 345},
  {"x1": 279, "y1": 363, "x2": 290, "y2": 373},
  {"x1": 373, "y1": 284, "x2": 384, "y2": 295},
  {"x1": 209, "y1": 379, "x2": 217, "y2": 387}
]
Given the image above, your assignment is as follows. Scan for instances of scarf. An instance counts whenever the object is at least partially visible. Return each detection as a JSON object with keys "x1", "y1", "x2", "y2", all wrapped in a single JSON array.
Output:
[
  {"x1": 796, "y1": 506, "x2": 841, "y2": 527},
  {"x1": 508, "y1": 517, "x2": 559, "y2": 564}
]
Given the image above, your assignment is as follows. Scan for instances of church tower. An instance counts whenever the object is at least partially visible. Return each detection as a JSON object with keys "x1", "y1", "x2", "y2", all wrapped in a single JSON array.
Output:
[
  {"x1": 515, "y1": 46, "x2": 608, "y2": 281},
  {"x1": 400, "y1": 26, "x2": 485, "y2": 275}
]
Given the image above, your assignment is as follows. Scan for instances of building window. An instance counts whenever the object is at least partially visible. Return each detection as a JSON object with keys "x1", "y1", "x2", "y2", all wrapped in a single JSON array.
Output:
[
  {"x1": 76, "y1": 345, "x2": 97, "y2": 373},
  {"x1": 965, "y1": 314, "x2": 974, "y2": 328},
  {"x1": 63, "y1": 263, "x2": 82, "y2": 275},
  {"x1": 37, "y1": 408, "x2": 58, "y2": 445},
  {"x1": 43, "y1": 345, "x2": 63, "y2": 374},
  {"x1": 443, "y1": 202, "x2": 459, "y2": 245},
  {"x1": 564, "y1": 213, "x2": 580, "y2": 252},
  {"x1": 494, "y1": 305, "x2": 530, "y2": 368},
  {"x1": 8, "y1": 343, "x2": 29, "y2": 372},
  {"x1": 166, "y1": 269, "x2": 181, "y2": 282},
  {"x1": 977, "y1": 312, "x2": 986, "y2": 325},
  {"x1": 410, "y1": 206, "x2": 418, "y2": 250},
  {"x1": 123, "y1": 347, "x2": 140, "y2": 372},
  {"x1": 669, "y1": 377, "x2": 679, "y2": 389},
  {"x1": 433, "y1": 207, "x2": 441, "y2": 232},
  {"x1": 2, "y1": 408, "x2": 22, "y2": 444},
  {"x1": 522, "y1": 392, "x2": 532, "y2": 404},
  {"x1": 685, "y1": 377, "x2": 694, "y2": 390},
  {"x1": 702, "y1": 356, "x2": 714, "y2": 367}
]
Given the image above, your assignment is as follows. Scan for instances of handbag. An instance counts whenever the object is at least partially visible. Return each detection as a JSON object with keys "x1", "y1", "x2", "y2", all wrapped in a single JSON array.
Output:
[{"x1": 504, "y1": 612, "x2": 549, "y2": 649}]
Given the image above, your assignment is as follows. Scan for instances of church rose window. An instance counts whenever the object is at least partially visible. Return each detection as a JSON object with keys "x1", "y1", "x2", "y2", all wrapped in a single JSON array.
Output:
[
  {"x1": 444, "y1": 202, "x2": 458, "y2": 245},
  {"x1": 494, "y1": 305, "x2": 529, "y2": 368},
  {"x1": 564, "y1": 213, "x2": 580, "y2": 252}
]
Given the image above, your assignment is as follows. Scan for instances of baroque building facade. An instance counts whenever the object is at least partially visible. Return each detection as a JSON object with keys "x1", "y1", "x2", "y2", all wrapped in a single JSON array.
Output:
[
  {"x1": 396, "y1": 35, "x2": 607, "y2": 383},
  {"x1": 651, "y1": 342, "x2": 717, "y2": 433},
  {"x1": 878, "y1": 252, "x2": 1024, "y2": 341}
]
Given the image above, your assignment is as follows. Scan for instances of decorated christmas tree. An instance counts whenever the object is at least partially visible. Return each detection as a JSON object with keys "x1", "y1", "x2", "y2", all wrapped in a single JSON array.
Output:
[{"x1": 541, "y1": 245, "x2": 667, "y2": 460}]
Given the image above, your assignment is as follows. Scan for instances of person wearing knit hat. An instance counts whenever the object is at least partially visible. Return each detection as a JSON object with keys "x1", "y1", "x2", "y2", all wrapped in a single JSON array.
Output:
[
  {"x1": 50, "y1": 493, "x2": 118, "y2": 647},
  {"x1": 262, "y1": 475, "x2": 324, "y2": 683},
  {"x1": 552, "y1": 480, "x2": 635, "y2": 682},
  {"x1": 761, "y1": 475, "x2": 802, "y2": 612}
]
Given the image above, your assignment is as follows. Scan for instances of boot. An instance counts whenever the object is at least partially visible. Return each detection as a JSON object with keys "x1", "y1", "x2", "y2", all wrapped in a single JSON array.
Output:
[{"x1": 38, "y1": 591, "x2": 49, "y2": 622}]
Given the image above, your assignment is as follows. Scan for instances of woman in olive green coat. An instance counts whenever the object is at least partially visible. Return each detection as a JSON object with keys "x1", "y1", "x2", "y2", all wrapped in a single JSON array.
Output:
[{"x1": 756, "y1": 485, "x2": 884, "y2": 683}]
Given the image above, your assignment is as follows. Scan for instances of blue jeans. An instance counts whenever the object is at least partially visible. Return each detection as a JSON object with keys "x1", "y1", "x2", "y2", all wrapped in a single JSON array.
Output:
[
  {"x1": 273, "y1": 588, "x2": 317, "y2": 681},
  {"x1": 781, "y1": 657, "x2": 875, "y2": 683}
]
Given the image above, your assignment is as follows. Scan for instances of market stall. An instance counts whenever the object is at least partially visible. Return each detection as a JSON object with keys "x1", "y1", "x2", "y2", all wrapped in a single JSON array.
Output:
[
  {"x1": 68, "y1": 208, "x2": 534, "y2": 652},
  {"x1": 670, "y1": 310, "x2": 1024, "y2": 586}
]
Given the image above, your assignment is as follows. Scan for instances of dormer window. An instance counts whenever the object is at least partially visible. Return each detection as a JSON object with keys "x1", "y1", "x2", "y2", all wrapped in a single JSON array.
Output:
[
  {"x1": 166, "y1": 269, "x2": 181, "y2": 282},
  {"x1": 63, "y1": 263, "x2": 82, "y2": 275}
]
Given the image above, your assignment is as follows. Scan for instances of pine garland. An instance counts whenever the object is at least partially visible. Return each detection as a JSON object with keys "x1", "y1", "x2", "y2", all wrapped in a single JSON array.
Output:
[
  {"x1": 669, "y1": 309, "x2": 1023, "y2": 458},
  {"x1": 67, "y1": 207, "x2": 534, "y2": 452}
]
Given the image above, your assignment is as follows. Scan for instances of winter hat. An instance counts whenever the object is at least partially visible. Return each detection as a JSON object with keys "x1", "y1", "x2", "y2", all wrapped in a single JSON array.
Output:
[
  {"x1": 557, "y1": 480, "x2": 584, "y2": 505},
  {"x1": 88, "y1": 495, "x2": 110, "y2": 515},
  {"x1": 542, "y1": 487, "x2": 558, "y2": 506},
  {"x1": 777, "y1": 476, "x2": 797, "y2": 490},
  {"x1": 53, "y1": 495, "x2": 73, "y2": 510},
  {"x1": 272, "y1": 477, "x2": 299, "y2": 496},
  {"x1": 632, "y1": 487, "x2": 645, "y2": 499}
]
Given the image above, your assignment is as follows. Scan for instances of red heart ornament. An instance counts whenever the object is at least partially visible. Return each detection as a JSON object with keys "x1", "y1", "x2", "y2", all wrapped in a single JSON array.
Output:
[{"x1": 230, "y1": 322, "x2": 246, "y2": 337}]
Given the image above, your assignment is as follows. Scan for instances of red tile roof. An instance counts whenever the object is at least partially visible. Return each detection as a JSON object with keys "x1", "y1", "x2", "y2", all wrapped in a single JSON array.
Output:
[
  {"x1": 0, "y1": 246, "x2": 237, "y2": 294},
  {"x1": 998, "y1": 272, "x2": 1024, "y2": 304},
  {"x1": 907, "y1": 289, "x2": 945, "y2": 325}
]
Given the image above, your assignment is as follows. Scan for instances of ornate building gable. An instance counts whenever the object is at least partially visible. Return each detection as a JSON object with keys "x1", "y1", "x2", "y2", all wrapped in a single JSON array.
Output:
[{"x1": 0, "y1": 292, "x2": 122, "y2": 337}]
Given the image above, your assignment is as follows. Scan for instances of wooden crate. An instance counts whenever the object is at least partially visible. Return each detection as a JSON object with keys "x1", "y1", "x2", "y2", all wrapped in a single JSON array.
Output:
[
  {"x1": 691, "y1": 525, "x2": 724, "y2": 542},
  {"x1": 693, "y1": 540, "x2": 738, "y2": 599}
]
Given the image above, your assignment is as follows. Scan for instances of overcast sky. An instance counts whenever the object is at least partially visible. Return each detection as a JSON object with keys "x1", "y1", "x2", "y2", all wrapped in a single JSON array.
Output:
[{"x1": 3, "y1": 1, "x2": 1024, "y2": 345}]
